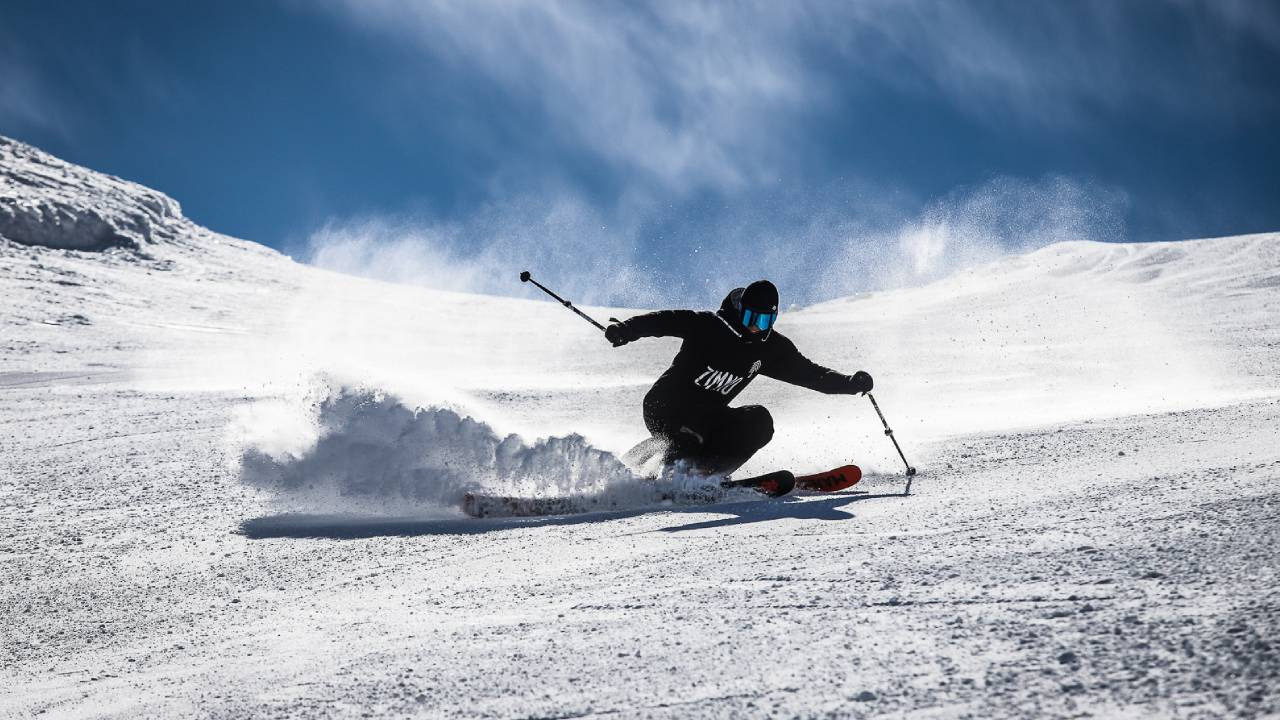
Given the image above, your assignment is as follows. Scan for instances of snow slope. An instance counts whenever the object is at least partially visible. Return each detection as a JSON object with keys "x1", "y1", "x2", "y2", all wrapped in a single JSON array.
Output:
[{"x1": 2, "y1": 136, "x2": 1279, "y2": 718}]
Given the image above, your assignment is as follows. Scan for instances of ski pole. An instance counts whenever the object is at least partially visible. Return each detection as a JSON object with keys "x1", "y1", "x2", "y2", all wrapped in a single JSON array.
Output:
[
  {"x1": 519, "y1": 271, "x2": 614, "y2": 334},
  {"x1": 866, "y1": 392, "x2": 916, "y2": 492}
]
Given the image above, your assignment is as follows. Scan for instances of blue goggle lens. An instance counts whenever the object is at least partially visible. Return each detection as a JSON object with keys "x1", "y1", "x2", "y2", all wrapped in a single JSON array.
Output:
[{"x1": 742, "y1": 309, "x2": 776, "y2": 331}]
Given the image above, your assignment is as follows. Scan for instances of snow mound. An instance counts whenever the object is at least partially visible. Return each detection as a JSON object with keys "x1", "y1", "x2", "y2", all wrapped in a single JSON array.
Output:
[
  {"x1": 0, "y1": 135, "x2": 192, "y2": 251},
  {"x1": 238, "y1": 386, "x2": 644, "y2": 515}
]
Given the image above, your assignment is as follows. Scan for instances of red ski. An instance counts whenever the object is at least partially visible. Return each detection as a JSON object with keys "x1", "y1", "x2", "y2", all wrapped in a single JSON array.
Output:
[
  {"x1": 719, "y1": 470, "x2": 796, "y2": 497},
  {"x1": 462, "y1": 465, "x2": 862, "y2": 518},
  {"x1": 720, "y1": 464, "x2": 861, "y2": 496},
  {"x1": 794, "y1": 464, "x2": 861, "y2": 493}
]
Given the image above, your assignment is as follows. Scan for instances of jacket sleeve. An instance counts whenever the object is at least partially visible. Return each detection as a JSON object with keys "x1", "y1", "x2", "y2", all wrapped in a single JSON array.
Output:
[
  {"x1": 761, "y1": 334, "x2": 862, "y2": 394},
  {"x1": 619, "y1": 310, "x2": 703, "y2": 340}
]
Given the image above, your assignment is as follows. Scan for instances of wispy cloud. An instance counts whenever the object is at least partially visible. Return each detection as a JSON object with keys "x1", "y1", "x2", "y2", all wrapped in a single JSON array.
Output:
[
  {"x1": 831, "y1": 0, "x2": 1280, "y2": 127},
  {"x1": 0, "y1": 22, "x2": 190, "y2": 141},
  {"x1": 317, "y1": 0, "x2": 817, "y2": 193},
  {"x1": 317, "y1": 0, "x2": 1280, "y2": 194},
  {"x1": 0, "y1": 37, "x2": 66, "y2": 137},
  {"x1": 1185, "y1": 0, "x2": 1280, "y2": 50}
]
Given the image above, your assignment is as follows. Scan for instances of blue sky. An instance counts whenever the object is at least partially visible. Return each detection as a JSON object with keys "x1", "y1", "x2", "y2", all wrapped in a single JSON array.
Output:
[{"x1": 3, "y1": 1, "x2": 1278, "y2": 304}]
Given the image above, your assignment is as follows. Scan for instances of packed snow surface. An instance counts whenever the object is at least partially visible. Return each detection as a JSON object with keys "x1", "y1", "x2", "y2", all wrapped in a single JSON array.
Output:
[{"x1": 3, "y1": 136, "x2": 1279, "y2": 717}]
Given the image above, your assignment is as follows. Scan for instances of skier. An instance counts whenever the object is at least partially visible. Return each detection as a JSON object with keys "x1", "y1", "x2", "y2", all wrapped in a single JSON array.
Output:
[{"x1": 605, "y1": 279, "x2": 873, "y2": 477}]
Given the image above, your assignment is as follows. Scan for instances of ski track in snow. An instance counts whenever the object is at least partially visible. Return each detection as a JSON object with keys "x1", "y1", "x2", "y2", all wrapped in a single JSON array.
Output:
[{"x1": 2, "y1": 136, "x2": 1280, "y2": 718}]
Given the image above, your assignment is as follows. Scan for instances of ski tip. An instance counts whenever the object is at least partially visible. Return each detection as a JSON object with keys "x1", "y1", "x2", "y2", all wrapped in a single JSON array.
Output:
[{"x1": 834, "y1": 464, "x2": 861, "y2": 481}]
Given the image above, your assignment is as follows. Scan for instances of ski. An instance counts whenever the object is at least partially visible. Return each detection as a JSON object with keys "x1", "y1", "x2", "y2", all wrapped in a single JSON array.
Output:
[
  {"x1": 462, "y1": 492, "x2": 605, "y2": 518},
  {"x1": 719, "y1": 469, "x2": 796, "y2": 497},
  {"x1": 720, "y1": 464, "x2": 860, "y2": 495},
  {"x1": 460, "y1": 464, "x2": 862, "y2": 519},
  {"x1": 460, "y1": 483, "x2": 723, "y2": 519},
  {"x1": 461, "y1": 464, "x2": 862, "y2": 519},
  {"x1": 462, "y1": 470, "x2": 790, "y2": 518},
  {"x1": 794, "y1": 464, "x2": 861, "y2": 493}
]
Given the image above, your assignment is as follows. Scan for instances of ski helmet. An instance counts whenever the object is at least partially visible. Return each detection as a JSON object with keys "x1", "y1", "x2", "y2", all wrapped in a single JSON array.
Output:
[{"x1": 737, "y1": 279, "x2": 779, "y2": 334}]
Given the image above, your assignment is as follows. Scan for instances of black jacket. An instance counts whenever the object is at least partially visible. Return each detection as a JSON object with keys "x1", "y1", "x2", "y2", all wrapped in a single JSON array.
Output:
[{"x1": 619, "y1": 293, "x2": 865, "y2": 416}]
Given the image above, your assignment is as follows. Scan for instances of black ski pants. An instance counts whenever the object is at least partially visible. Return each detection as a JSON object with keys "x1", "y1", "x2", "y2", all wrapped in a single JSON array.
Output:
[{"x1": 642, "y1": 398, "x2": 774, "y2": 476}]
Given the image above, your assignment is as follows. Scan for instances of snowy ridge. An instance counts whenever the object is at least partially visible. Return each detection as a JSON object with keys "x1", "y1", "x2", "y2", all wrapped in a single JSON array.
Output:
[{"x1": 0, "y1": 135, "x2": 192, "y2": 251}]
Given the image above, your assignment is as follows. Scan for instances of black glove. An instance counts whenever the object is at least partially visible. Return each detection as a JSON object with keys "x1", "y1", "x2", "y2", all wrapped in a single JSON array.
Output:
[
  {"x1": 848, "y1": 370, "x2": 873, "y2": 395},
  {"x1": 605, "y1": 322, "x2": 636, "y2": 347}
]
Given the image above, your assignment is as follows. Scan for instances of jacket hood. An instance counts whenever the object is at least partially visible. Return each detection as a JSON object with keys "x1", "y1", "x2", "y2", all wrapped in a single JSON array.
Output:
[
  {"x1": 717, "y1": 287, "x2": 771, "y2": 343},
  {"x1": 719, "y1": 287, "x2": 744, "y2": 319}
]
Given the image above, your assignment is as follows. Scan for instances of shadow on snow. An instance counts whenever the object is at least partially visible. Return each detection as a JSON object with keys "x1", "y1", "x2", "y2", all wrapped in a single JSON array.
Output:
[{"x1": 238, "y1": 491, "x2": 907, "y2": 540}]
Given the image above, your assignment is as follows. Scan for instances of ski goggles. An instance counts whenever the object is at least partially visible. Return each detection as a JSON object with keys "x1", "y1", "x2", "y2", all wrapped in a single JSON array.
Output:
[{"x1": 741, "y1": 308, "x2": 776, "y2": 331}]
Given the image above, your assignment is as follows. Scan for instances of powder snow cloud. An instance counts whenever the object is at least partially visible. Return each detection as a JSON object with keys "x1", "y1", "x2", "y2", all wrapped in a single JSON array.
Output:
[{"x1": 307, "y1": 175, "x2": 1128, "y2": 307}]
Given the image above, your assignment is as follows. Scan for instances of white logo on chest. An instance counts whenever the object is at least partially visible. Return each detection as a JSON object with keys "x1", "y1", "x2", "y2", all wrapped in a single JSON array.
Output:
[{"x1": 694, "y1": 365, "x2": 748, "y2": 395}]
